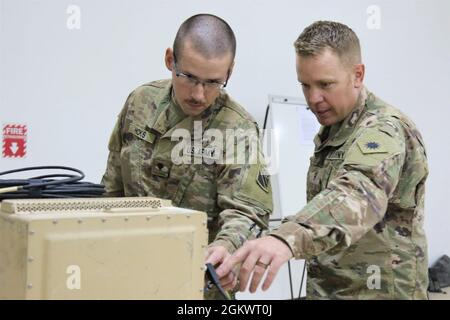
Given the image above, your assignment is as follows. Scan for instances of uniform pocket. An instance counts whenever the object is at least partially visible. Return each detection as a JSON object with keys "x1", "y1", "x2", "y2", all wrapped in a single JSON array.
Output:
[
  {"x1": 181, "y1": 166, "x2": 218, "y2": 214},
  {"x1": 140, "y1": 157, "x2": 172, "y2": 199},
  {"x1": 166, "y1": 163, "x2": 191, "y2": 205},
  {"x1": 307, "y1": 157, "x2": 324, "y2": 198},
  {"x1": 323, "y1": 158, "x2": 344, "y2": 188},
  {"x1": 120, "y1": 133, "x2": 156, "y2": 195}
]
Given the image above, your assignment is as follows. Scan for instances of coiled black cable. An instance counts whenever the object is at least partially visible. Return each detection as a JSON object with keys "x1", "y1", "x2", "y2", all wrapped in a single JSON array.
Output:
[{"x1": 0, "y1": 166, "x2": 105, "y2": 200}]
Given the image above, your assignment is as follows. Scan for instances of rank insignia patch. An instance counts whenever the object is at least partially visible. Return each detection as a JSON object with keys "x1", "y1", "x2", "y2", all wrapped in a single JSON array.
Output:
[
  {"x1": 357, "y1": 137, "x2": 387, "y2": 154},
  {"x1": 366, "y1": 142, "x2": 380, "y2": 150}
]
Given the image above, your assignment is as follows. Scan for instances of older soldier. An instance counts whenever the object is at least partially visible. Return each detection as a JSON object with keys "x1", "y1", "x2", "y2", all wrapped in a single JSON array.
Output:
[
  {"x1": 101, "y1": 14, "x2": 272, "y2": 299},
  {"x1": 217, "y1": 20, "x2": 428, "y2": 299}
]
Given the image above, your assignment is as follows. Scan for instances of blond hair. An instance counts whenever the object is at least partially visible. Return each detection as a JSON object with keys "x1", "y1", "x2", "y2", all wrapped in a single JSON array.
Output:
[{"x1": 294, "y1": 21, "x2": 361, "y2": 67}]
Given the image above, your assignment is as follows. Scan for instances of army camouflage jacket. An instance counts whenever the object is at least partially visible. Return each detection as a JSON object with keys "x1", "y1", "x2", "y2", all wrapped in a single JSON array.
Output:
[
  {"x1": 271, "y1": 87, "x2": 428, "y2": 299},
  {"x1": 102, "y1": 80, "x2": 272, "y2": 253}
]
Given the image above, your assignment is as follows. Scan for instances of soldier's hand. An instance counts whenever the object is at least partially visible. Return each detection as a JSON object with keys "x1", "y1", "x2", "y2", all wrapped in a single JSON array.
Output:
[
  {"x1": 216, "y1": 236, "x2": 293, "y2": 293},
  {"x1": 205, "y1": 245, "x2": 230, "y2": 266},
  {"x1": 205, "y1": 245, "x2": 237, "y2": 290}
]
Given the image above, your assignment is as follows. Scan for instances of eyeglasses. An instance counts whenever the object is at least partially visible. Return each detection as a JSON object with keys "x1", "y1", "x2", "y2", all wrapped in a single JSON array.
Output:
[{"x1": 173, "y1": 53, "x2": 230, "y2": 91}]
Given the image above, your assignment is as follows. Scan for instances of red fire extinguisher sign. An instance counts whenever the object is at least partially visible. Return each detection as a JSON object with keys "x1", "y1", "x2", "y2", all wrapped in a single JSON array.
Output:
[{"x1": 2, "y1": 124, "x2": 27, "y2": 158}]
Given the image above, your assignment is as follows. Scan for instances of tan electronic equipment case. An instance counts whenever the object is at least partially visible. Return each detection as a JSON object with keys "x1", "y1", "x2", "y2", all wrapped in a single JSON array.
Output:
[{"x1": 0, "y1": 197, "x2": 208, "y2": 299}]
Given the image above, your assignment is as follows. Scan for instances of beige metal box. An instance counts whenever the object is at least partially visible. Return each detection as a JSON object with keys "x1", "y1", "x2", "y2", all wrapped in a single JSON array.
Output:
[{"x1": 0, "y1": 197, "x2": 208, "y2": 300}]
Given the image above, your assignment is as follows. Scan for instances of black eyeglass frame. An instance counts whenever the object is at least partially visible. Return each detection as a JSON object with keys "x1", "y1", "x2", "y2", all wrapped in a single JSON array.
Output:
[{"x1": 172, "y1": 52, "x2": 231, "y2": 90}]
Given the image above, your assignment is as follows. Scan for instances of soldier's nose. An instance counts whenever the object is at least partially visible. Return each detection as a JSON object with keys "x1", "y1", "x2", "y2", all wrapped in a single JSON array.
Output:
[
  {"x1": 191, "y1": 83, "x2": 207, "y2": 102},
  {"x1": 308, "y1": 89, "x2": 324, "y2": 105}
]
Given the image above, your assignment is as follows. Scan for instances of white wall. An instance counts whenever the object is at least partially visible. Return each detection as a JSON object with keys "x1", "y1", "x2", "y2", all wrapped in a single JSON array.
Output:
[{"x1": 0, "y1": 0, "x2": 449, "y2": 265}]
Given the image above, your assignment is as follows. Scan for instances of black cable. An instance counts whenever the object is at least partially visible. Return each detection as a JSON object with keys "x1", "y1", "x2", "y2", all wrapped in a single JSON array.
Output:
[
  {"x1": 205, "y1": 263, "x2": 232, "y2": 300},
  {"x1": 0, "y1": 166, "x2": 105, "y2": 200},
  {"x1": 1, "y1": 166, "x2": 83, "y2": 187},
  {"x1": 298, "y1": 260, "x2": 307, "y2": 299},
  {"x1": 263, "y1": 103, "x2": 270, "y2": 130},
  {"x1": 287, "y1": 260, "x2": 294, "y2": 299}
]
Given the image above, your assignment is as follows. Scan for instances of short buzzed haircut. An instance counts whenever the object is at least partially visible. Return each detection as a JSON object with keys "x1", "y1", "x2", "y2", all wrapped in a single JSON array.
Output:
[
  {"x1": 173, "y1": 14, "x2": 236, "y2": 62},
  {"x1": 294, "y1": 21, "x2": 361, "y2": 68}
]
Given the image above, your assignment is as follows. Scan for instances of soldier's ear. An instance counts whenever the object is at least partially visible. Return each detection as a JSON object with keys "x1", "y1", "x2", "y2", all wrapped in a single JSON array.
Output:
[
  {"x1": 165, "y1": 48, "x2": 174, "y2": 71},
  {"x1": 353, "y1": 63, "x2": 365, "y2": 88},
  {"x1": 227, "y1": 61, "x2": 235, "y2": 78}
]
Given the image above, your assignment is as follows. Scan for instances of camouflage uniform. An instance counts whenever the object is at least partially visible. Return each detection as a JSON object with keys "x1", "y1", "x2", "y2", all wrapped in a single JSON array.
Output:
[
  {"x1": 271, "y1": 87, "x2": 428, "y2": 299},
  {"x1": 102, "y1": 79, "x2": 272, "y2": 258}
]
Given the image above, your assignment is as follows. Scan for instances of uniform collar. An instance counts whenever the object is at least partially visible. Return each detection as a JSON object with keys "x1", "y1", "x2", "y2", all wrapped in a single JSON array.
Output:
[
  {"x1": 314, "y1": 86, "x2": 369, "y2": 152},
  {"x1": 168, "y1": 88, "x2": 187, "y2": 127},
  {"x1": 149, "y1": 80, "x2": 174, "y2": 136}
]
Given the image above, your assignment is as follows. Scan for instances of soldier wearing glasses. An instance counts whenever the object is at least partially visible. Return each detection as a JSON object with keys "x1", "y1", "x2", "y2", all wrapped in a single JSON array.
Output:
[{"x1": 101, "y1": 14, "x2": 273, "y2": 299}]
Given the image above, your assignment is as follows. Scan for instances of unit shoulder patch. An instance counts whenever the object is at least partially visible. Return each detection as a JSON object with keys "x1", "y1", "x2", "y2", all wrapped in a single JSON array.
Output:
[{"x1": 256, "y1": 169, "x2": 270, "y2": 193}]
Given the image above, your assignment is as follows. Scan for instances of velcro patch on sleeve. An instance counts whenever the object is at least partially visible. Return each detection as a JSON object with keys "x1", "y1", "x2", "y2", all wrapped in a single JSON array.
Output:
[
  {"x1": 356, "y1": 137, "x2": 388, "y2": 154},
  {"x1": 236, "y1": 164, "x2": 273, "y2": 212},
  {"x1": 107, "y1": 118, "x2": 122, "y2": 152},
  {"x1": 344, "y1": 128, "x2": 404, "y2": 167}
]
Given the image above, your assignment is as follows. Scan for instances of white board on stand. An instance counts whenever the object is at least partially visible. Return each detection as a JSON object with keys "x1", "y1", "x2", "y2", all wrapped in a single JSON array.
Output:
[{"x1": 266, "y1": 95, "x2": 320, "y2": 221}]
